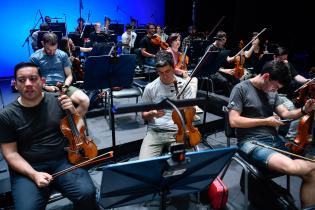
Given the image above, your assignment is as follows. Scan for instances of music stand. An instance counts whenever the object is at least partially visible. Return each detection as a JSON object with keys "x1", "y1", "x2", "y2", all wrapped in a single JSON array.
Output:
[
  {"x1": 49, "y1": 22, "x2": 66, "y2": 36},
  {"x1": 37, "y1": 31, "x2": 63, "y2": 49},
  {"x1": 98, "y1": 146, "x2": 237, "y2": 209},
  {"x1": 109, "y1": 24, "x2": 124, "y2": 35},
  {"x1": 83, "y1": 54, "x2": 137, "y2": 161}
]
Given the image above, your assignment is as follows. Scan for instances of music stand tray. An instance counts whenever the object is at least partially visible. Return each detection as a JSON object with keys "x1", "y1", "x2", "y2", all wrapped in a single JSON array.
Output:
[{"x1": 98, "y1": 147, "x2": 236, "y2": 209}]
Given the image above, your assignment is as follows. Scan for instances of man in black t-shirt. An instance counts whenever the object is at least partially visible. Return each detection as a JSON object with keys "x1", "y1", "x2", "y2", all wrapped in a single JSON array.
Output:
[
  {"x1": 0, "y1": 62, "x2": 98, "y2": 210},
  {"x1": 140, "y1": 23, "x2": 160, "y2": 66}
]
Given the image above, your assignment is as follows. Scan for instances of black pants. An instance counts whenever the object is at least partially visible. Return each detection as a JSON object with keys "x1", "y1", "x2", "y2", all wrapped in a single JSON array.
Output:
[{"x1": 211, "y1": 71, "x2": 239, "y2": 97}]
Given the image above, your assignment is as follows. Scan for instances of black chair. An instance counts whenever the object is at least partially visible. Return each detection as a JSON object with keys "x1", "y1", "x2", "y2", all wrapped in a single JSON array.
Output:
[{"x1": 220, "y1": 106, "x2": 291, "y2": 210}]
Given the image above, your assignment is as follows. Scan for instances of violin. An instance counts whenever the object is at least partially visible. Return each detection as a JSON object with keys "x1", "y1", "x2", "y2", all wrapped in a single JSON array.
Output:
[
  {"x1": 171, "y1": 81, "x2": 201, "y2": 147},
  {"x1": 234, "y1": 40, "x2": 245, "y2": 79},
  {"x1": 286, "y1": 80, "x2": 315, "y2": 154},
  {"x1": 150, "y1": 34, "x2": 169, "y2": 50},
  {"x1": 57, "y1": 83, "x2": 98, "y2": 164},
  {"x1": 175, "y1": 44, "x2": 189, "y2": 70},
  {"x1": 72, "y1": 57, "x2": 84, "y2": 81}
]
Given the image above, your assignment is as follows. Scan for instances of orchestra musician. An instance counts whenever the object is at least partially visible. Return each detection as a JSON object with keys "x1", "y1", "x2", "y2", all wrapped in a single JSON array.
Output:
[
  {"x1": 181, "y1": 25, "x2": 199, "y2": 52},
  {"x1": 166, "y1": 33, "x2": 202, "y2": 120},
  {"x1": 267, "y1": 46, "x2": 310, "y2": 142},
  {"x1": 31, "y1": 22, "x2": 50, "y2": 52},
  {"x1": 140, "y1": 23, "x2": 160, "y2": 67},
  {"x1": 89, "y1": 22, "x2": 107, "y2": 46},
  {"x1": 206, "y1": 30, "x2": 238, "y2": 97},
  {"x1": 30, "y1": 32, "x2": 90, "y2": 116},
  {"x1": 121, "y1": 24, "x2": 137, "y2": 54},
  {"x1": 75, "y1": 17, "x2": 85, "y2": 34},
  {"x1": 0, "y1": 62, "x2": 98, "y2": 210},
  {"x1": 139, "y1": 50, "x2": 193, "y2": 160},
  {"x1": 156, "y1": 25, "x2": 168, "y2": 43},
  {"x1": 59, "y1": 36, "x2": 92, "y2": 81},
  {"x1": 227, "y1": 61, "x2": 315, "y2": 209},
  {"x1": 244, "y1": 32, "x2": 264, "y2": 76}
]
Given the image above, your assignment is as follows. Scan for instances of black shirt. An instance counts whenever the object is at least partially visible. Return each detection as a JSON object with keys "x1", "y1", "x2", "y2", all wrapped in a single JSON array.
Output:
[
  {"x1": 0, "y1": 93, "x2": 67, "y2": 163},
  {"x1": 139, "y1": 36, "x2": 159, "y2": 55}
]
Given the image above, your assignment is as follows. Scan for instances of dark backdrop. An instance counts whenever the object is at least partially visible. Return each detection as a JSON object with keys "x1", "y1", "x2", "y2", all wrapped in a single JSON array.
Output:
[{"x1": 165, "y1": 0, "x2": 314, "y2": 54}]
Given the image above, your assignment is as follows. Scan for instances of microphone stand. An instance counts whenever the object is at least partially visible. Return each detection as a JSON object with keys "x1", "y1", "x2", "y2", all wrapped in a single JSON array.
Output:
[{"x1": 22, "y1": 10, "x2": 42, "y2": 56}]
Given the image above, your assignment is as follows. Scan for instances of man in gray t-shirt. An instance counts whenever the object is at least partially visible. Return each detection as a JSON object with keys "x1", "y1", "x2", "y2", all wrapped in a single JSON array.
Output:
[
  {"x1": 139, "y1": 50, "x2": 193, "y2": 160},
  {"x1": 228, "y1": 61, "x2": 315, "y2": 208}
]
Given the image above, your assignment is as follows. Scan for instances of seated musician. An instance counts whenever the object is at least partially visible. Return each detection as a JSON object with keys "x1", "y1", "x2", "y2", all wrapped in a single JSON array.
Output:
[
  {"x1": 268, "y1": 46, "x2": 310, "y2": 141},
  {"x1": 121, "y1": 24, "x2": 137, "y2": 54},
  {"x1": 227, "y1": 61, "x2": 315, "y2": 208},
  {"x1": 30, "y1": 32, "x2": 90, "y2": 116},
  {"x1": 60, "y1": 36, "x2": 92, "y2": 81},
  {"x1": 89, "y1": 22, "x2": 109, "y2": 47},
  {"x1": 140, "y1": 23, "x2": 160, "y2": 67},
  {"x1": 206, "y1": 30, "x2": 238, "y2": 96},
  {"x1": 243, "y1": 32, "x2": 264, "y2": 76},
  {"x1": 0, "y1": 62, "x2": 98, "y2": 210},
  {"x1": 166, "y1": 33, "x2": 202, "y2": 118},
  {"x1": 139, "y1": 50, "x2": 193, "y2": 160}
]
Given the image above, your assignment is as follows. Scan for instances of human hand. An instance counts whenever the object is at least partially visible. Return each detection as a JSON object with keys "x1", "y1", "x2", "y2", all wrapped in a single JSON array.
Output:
[
  {"x1": 265, "y1": 116, "x2": 284, "y2": 127},
  {"x1": 304, "y1": 99, "x2": 315, "y2": 113},
  {"x1": 58, "y1": 94, "x2": 76, "y2": 114},
  {"x1": 150, "y1": 109, "x2": 165, "y2": 118},
  {"x1": 32, "y1": 171, "x2": 52, "y2": 188},
  {"x1": 44, "y1": 85, "x2": 59, "y2": 92}
]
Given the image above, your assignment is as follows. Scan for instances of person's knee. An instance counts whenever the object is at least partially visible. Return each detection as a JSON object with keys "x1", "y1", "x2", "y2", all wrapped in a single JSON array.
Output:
[{"x1": 75, "y1": 184, "x2": 96, "y2": 202}]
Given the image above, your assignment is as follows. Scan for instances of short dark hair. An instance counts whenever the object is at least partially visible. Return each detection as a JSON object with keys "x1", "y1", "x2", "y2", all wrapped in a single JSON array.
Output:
[
  {"x1": 261, "y1": 60, "x2": 291, "y2": 86},
  {"x1": 42, "y1": 32, "x2": 58, "y2": 46},
  {"x1": 146, "y1": 23, "x2": 155, "y2": 30},
  {"x1": 125, "y1": 24, "x2": 132, "y2": 30},
  {"x1": 155, "y1": 50, "x2": 174, "y2": 69},
  {"x1": 214, "y1": 30, "x2": 226, "y2": 40},
  {"x1": 14, "y1": 62, "x2": 41, "y2": 79},
  {"x1": 274, "y1": 46, "x2": 288, "y2": 57}
]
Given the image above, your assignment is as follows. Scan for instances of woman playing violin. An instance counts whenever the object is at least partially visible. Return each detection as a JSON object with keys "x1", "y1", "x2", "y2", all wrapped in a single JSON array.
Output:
[
  {"x1": 166, "y1": 33, "x2": 202, "y2": 117},
  {"x1": 0, "y1": 62, "x2": 98, "y2": 210},
  {"x1": 139, "y1": 51, "x2": 194, "y2": 160}
]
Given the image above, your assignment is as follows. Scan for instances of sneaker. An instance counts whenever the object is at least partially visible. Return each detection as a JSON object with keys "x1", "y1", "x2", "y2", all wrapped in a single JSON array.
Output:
[
  {"x1": 195, "y1": 106, "x2": 204, "y2": 114},
  {"x1": 193, "y1": 115, "x2": 201, "y2": 122}
]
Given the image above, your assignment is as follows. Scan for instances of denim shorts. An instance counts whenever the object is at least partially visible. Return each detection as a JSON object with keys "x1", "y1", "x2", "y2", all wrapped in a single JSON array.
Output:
[{"x1": 238, "y1": 135, "x2": 288, "y2": 168}]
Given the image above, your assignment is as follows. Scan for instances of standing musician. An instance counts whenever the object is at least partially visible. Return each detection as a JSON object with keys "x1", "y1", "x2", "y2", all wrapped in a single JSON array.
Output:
[
  {"x1": 227, "y1": 61, "x2": 315, "y2": 208},
  {"x1": 30, "y1": 32, "x2": 90, "y2": 116},
  {"x1": 139, "y1": 50, "x2": 193, "y2": 160},
  {"x1": 206, "y1": 30, "x2": 238, "y2": 96},
  {"x1": 140, "y1": 23, "x2": 160, "y2": 67},
  {"x1": 0, "y1": 62, "x2": 98, "y2": 210},
  {"x1": 166, "y1": 33, "x2": 202, "y2": 118}
]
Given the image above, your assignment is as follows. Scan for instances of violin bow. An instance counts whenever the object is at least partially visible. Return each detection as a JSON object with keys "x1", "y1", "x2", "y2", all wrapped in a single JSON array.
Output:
[
  {"x1": 294, "y1": 77, "x2": 315, "y2": 93},
  {"x1": 207, "y1": 16, "x2": 225, "y2": 40},
  {"x1": 52, "y1": 151, "x2": 113, "y2": 179},
  {"x1": 251, "y1": 141, "x2": 315, "y2": 163},
  {"x1": 234, "y1": 28, "x2": 267, "y2": 57}
]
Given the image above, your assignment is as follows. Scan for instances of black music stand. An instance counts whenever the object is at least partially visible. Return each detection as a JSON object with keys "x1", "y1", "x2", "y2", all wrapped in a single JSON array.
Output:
[
  {"x1": 83, "y1": 54, "x2": 137, "y2": 161},
  {"x1": 98, "y1": 146, "x2": 236, "y2": 209},
  {"x1": 49, "y1": 22, "x2": 66, "y2": 36}
]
